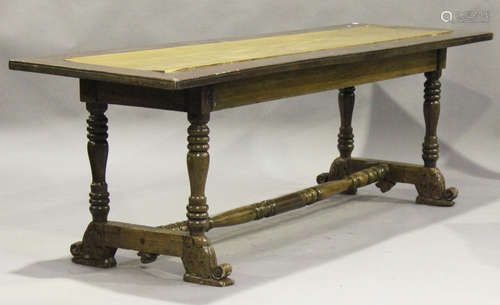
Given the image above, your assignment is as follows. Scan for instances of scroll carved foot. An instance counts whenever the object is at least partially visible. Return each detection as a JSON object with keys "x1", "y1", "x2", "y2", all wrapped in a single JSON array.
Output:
[
  {"x1": 182, "y1": 235, "x2": 233, "y2": 287},
  {"x1": 70, "y1": 222, "x2": 117, "y2": 268},
  {"x1": 415, "y1": 168, "x2": 458, "y2": 207}
]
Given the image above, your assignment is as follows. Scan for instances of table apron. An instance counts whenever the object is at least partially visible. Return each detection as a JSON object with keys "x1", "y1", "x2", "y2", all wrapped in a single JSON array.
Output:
[
  {"x1": 80, "y1": 49, "x2": 445, "y2": 114},
  {"x1": 212, "y1": 49, "x2": 444, "y2": 111}
]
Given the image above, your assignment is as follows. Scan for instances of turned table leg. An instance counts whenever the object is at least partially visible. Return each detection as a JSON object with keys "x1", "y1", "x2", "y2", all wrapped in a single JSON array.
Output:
[
  {"x1": 181, "y1": 89, "x2": 233, "y2": 287},
  {"x1": 317, "y1": 87, "x2": 357, "y2": 194},
  {"x1": 415, "y1": 70, "x2": 458, "y2": 206},
  {"x1": 71, "y1": 102, "x2": 117, "y2": 267},
  {"x1": 422, "y1": 71, "x2": 441, "y2": 168},
  {"x1": 337, "y1": 86, "x2": 356, "y2": 161}
]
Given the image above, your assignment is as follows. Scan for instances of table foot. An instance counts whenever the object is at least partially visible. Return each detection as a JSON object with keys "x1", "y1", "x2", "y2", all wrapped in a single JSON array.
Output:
[
  {"x1": 318, "y1": 157, "x2": 458, "y2": 206},
  {"x1": 415, "y1": 167, "x2": 458, "y2": 207},
  {"x1": 184, "y1": 273, "x2": 234, "y2": 287},
  {"x1": 415, "y1": 195, "x2": 456, "y2": 207},
  {"x1": 70, "y1": 223, "x2": 117, "y2": 268},
  {"x1": 181, "y1": 235, "x2": 233, "y2": 287}
]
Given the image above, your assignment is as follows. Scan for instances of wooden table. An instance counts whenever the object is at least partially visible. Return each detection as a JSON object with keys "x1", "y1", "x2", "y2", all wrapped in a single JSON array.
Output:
[{"x1": 9, "y1": 24, "x2": 493, "y2": 287}]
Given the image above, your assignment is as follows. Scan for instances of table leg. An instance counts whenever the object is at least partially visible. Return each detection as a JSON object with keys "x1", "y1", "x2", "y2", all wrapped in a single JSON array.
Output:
[
  {"x1": 415, "y1": 70, "x2": 458, "y2": 206},
  {"x1": 317, "y1": 87, "x2": 357, "y2": 194},
  {"x1": 181, "y1": 111, "x2": 233, "y2": 287},
  {"x1": 337, "y1": 86, "x2": 356, "y2": 161},
  {"x1": 71, "y1": 102, "x2": 117, "y2": 267},
  {"x1": 422, "y1": 71, "x2": 442, "y2": 168}
]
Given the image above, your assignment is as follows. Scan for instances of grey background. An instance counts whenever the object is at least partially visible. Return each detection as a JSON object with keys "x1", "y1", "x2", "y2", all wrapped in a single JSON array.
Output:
[{"x1": 1, "y1": 1, "x2": 498, "y2": 305}]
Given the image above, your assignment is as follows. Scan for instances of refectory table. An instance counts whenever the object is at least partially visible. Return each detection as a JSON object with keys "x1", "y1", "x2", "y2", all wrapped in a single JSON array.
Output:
[{"x1": 9, "y1": 24, "x2": 493, "y2": 287}]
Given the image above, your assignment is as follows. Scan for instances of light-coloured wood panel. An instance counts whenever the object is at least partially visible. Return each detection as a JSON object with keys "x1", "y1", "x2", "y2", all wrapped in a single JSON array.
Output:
[
  {"x1": 212, "y1": 50, "x2": 439, "y2": 110},
  {"x1": 66, "y1": 25, "x2": 449, "y2": 73}
]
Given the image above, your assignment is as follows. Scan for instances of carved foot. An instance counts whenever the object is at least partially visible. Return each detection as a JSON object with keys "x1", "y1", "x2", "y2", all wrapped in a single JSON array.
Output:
[
  {"x1": 182, "y1": 235, "x2": 233, "y2": 287},
  {"x1": 415, "y1": 168, "x2": 458, "y2": 207},
  {"x1": 71, "y1": 223, "x2": 117, "y2": 268}
]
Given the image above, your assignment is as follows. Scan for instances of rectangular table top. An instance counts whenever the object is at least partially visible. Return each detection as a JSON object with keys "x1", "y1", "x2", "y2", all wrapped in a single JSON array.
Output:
[{"x1": 9, "y1": 24, "x2": 492, "y2": 90}]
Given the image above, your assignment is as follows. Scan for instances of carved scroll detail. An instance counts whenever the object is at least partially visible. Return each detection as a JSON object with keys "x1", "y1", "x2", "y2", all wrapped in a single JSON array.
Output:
[
  {"x1": 71, "y1": 222, "x2": 117, "y2": 268},
  {"x1": 415, "y1": 167, "x2": 458, "y2": 206},
  {"x1": 182, "y1": 236, "x2": 233, "y2": 287}
]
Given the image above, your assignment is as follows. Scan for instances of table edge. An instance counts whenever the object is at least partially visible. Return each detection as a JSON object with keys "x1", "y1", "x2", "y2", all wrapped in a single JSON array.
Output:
[{"x1": 8, "y1": 25, "x2": 493, "y2": 90}]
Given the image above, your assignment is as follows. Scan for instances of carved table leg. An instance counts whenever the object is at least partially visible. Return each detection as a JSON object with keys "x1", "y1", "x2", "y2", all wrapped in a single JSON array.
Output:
[
  {"x1": 415, "y1": 71, "x2": 458, "y2": 206},
  {"x1": 71, "y1": 103, "x2": 117, "y2": 267},
  {"x1": 181, "y1": 97, "x2": 233, "y2": 287},
  {"x1": 317, "y1": 87, "x2": 357, "y2": 194}
]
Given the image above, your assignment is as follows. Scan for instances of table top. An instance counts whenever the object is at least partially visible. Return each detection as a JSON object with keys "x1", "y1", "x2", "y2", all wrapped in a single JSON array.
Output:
[
  {"x1": 9, "y1": 24, "x2": 492, "y2": 90},
  {"x1": 66, "y1": 25, "x2": 450, "y2": 73}
]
